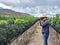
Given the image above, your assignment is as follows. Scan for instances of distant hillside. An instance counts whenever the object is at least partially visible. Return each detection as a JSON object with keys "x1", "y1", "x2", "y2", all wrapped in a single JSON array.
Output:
[
  {"x1": 0, "y1": 9, "x2": 30, "y2": 16},
  {"x1": 0, "y1": 7, "x2": 3, "y2": 10}
]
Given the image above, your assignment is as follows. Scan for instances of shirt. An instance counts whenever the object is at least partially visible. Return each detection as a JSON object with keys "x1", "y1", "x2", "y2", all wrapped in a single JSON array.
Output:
[{"x1": 40, "y1": 20, "x2": 50, "y2": 33}]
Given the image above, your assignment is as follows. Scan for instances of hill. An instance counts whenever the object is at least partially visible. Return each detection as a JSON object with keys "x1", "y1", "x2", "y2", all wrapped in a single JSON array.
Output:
[{"x1": 0, "y1": 9, "x2": 30, "y2": 16}]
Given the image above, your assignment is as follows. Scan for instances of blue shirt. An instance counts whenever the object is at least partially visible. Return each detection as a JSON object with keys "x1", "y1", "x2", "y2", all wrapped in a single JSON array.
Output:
[{"x1": 40, "y1": 20, "x2": 50, "y2": 33}]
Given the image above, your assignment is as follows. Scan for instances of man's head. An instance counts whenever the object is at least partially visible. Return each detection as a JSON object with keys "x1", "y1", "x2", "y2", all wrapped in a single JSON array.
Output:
[
  {"x1": 41, "y1": 14, "x2": 47, "y2": 21},
  {"x1": 41, "y1": 17, "x2": 47, "y2": 21}
]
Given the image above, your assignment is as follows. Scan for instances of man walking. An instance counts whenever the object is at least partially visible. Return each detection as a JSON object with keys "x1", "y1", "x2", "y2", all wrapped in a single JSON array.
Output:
[{"x1": 40, "y1": 14, "x2": 50, "y2": 45}]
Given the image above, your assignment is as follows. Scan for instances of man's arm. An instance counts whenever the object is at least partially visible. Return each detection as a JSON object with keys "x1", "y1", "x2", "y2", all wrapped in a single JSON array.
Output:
[{"x1": 40, "y1": 20, "x2": 50, "y2": 27}]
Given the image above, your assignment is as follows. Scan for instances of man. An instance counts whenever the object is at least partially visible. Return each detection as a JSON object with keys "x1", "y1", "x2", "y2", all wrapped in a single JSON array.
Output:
[{"x1": 40, "y1": 14, "x2": 50, "y2": 45}]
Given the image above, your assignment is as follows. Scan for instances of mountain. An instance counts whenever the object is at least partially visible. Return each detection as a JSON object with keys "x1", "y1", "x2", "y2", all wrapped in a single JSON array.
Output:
[
  {"x1": 0, "y1": 7, "x2": 3, "y2": 10},
  {"x1": 0, "y1": 9, "x2": 30, "y2": 16}
]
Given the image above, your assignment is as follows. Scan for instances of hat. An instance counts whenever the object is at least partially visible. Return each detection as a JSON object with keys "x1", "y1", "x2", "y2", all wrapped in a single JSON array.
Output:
[{"x1": 41, "y1": 14, "x2": 47, "y2": 18}]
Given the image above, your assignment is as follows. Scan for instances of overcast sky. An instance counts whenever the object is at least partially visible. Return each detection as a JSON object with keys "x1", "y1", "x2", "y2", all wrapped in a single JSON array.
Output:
[{"x1": 0, "y1": 0, "x2": 60, "y2": 17}]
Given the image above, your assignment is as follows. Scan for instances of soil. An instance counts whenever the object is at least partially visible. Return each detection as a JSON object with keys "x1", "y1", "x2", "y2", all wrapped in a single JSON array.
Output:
[
  {"x1": 27, "y1": 21, "x2": 59, "y2": 45},
  {"x1": 8, "y1": 21, "x2": 60, "y2": 45}
]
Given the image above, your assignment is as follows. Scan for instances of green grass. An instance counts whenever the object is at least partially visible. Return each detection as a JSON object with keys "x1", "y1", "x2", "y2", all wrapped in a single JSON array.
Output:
[{"x1": 48, "y1": 14, "x2": 60, "y2": 34}]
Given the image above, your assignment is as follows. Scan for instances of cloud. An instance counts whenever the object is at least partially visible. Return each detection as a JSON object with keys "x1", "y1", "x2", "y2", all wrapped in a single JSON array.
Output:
[
  {"x1": 0, "y1": 3, "x2": 12, "y2": 9},
  {"x1": 9, "y1": 5, "x2": 60, "y2": 17},
  {"x1": 0, "y1": 0, "x2": 35, "y2": 7},
  {"x1": 0, "y1": 0, "x2": 60, "y2": 17},
  {"x1": 0, "y1": 0, "x2": 60, "y2": 7}
]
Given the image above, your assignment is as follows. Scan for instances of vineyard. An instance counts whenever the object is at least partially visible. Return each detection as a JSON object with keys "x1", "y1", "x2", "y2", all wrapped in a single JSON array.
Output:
[
  {"x1": 0, "y1": 14, "x2": 60, "y2": 45},
  {"x1": 48, "y1": 14, "x2": 60, "y2": 34},
  {"x1": 0, "y1": 15, "x2": 38, "y2": 45}
]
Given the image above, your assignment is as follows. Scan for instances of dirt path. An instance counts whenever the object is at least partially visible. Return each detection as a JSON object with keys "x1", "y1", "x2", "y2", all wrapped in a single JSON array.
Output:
[{"x1": 27, "y1": 21, "x2": 59, "y2": 45}]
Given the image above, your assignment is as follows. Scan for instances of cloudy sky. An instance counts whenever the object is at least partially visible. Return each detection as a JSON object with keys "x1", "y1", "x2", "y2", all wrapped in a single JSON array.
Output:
[{"x1": 0, "y1": 0, "x2": 60, "y2": 17}]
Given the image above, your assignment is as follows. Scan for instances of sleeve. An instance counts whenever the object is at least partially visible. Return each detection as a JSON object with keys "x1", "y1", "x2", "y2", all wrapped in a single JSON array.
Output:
[{"x1": 40, "y1": 20, "x2": 50, "y2": 27}]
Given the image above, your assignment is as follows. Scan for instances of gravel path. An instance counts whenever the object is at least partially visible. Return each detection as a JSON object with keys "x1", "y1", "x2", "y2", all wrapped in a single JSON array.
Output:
[{"x1": 27, "y1": 21, "x2": 59, "y2": 45}]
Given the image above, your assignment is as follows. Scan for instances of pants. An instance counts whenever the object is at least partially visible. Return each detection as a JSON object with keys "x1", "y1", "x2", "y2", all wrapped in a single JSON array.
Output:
[{"x1": 42, "y1": 32, "x2": 49, "y2": 45}]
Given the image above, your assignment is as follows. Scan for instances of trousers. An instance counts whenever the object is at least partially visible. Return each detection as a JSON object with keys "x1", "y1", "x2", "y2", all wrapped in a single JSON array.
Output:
[{"x1": 42, "y1": 32, "x2": 49, "y2": 45}]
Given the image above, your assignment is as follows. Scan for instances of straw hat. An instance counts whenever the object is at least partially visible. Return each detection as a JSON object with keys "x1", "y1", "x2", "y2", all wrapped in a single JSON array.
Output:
[{"x1": 41, "y1": 14, "x2": 47, "y2": 18}]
